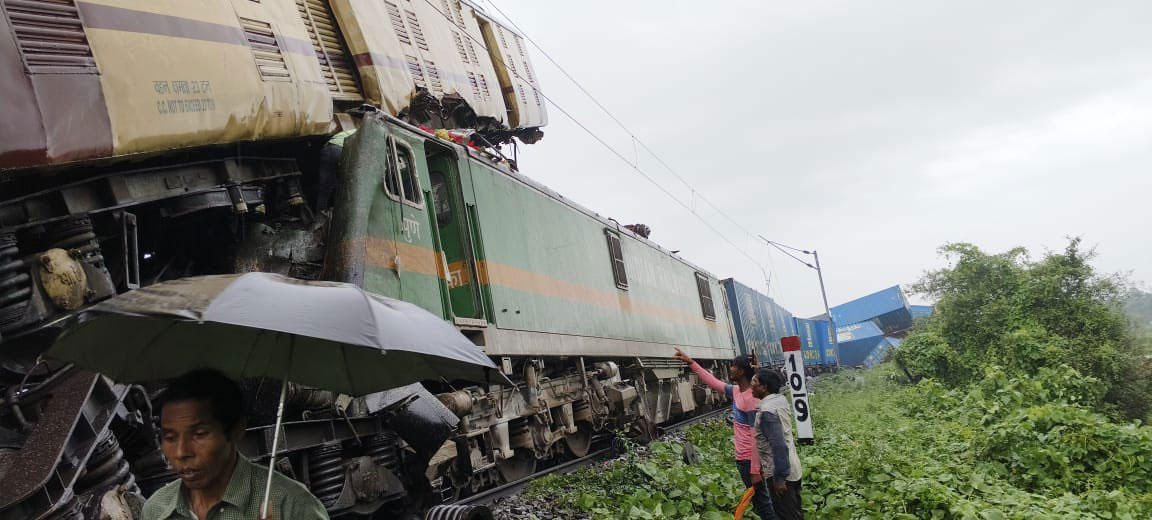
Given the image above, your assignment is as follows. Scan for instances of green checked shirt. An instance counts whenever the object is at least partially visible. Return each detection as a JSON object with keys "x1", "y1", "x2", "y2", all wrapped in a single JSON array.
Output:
[{"x1": 142, "y1": 454, "x2": 329, "y2": 520}]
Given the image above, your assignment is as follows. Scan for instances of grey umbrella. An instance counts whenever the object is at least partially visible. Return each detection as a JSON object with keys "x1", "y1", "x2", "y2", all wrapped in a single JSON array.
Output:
[{"x1": 48, "y1": 272, "x2": 499, "y2": 517}]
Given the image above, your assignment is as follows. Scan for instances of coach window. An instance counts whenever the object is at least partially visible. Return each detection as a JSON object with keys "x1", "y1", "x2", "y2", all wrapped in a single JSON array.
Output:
[
  {"x1": 604, "y1": 229, "x2": 628, "y2": 289},
  {"x1": 383, "y1": 138, "x2": 402, "y2": 200},
  {"x1": 695, "y1": 272, "x2": 716, "y2": 320},
  {"x1": 385, "y1": 138, "x2": 424, "y2": 208}
]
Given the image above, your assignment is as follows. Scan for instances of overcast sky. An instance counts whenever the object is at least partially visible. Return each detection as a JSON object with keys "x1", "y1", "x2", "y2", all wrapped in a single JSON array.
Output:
[{"x1": 480, "y1": 0, "x2": 1152, "y2": 317}]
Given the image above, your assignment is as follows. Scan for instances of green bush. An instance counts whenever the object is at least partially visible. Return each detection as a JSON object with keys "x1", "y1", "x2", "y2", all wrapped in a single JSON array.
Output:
[
  {"x1": 977, "y1": 402, "x2": 1152, "y2": 494},
  {"x1": 801, "y1": 366, "x2": 1152, "y2": 519},
  {"x1": 909, "y1": 365, "x2": 1151, "y2": 496},
  {"x1": 528, "y1": 366, "x2": 1152, "y2": 519},
  {"x1": 896, "y1": 238, "x2": 1151, "y2": 421}
]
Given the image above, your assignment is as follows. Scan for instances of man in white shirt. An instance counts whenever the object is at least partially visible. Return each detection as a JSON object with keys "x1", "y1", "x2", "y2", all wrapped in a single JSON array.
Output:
[{"x1": 751, "y1": 368, "x2": 804, "y2": 520}]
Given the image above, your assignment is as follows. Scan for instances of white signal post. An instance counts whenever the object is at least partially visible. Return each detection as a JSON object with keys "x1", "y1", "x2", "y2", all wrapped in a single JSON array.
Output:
[{"x1": 780, "y1": 336, "x2": 814, "y2": 444}]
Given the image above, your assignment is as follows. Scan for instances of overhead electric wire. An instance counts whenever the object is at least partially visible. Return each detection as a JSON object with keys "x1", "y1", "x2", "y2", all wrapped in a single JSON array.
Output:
[
  {"x1": 421, "y1": 0, "x2": 767, "y2": 270},
  {"x1": 766, "y1": 241, "x2": 815, "y2": 270},
  {"x1": 476, "y1": 0, "x2": 768, "y2": 247},
  {"x1": 760, "y1": 237, "x2": 811, "y2": 255}
]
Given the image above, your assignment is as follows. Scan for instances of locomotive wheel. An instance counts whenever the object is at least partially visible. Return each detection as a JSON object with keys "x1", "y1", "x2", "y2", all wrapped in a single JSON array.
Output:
[
  {"x1": 629, "y1": 417, "x2": 657, "y2": 445},
  {"x1": 495, "y1": 450, "x2": 537, "y2": 483},
  {"x1": 563, "y1": 423, "x2": 593, "y2": 458}
]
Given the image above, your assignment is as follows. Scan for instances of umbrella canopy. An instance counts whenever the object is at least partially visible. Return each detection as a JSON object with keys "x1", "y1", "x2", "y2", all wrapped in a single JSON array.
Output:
[
  {"x1": 48, "y1": 272, "x2": 501, "y2": 518},
  {"x1": 48, "y1": 273, "x2": 498, "y2": 394}
]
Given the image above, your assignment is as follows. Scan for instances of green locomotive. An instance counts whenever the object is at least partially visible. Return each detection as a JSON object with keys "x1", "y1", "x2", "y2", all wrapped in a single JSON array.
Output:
[{"x1": 0, "y1": 0, "x2": 737, "y2": 517}]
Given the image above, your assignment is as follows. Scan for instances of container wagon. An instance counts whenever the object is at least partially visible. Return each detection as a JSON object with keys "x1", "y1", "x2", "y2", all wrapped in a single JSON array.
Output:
[
  {"x1": 793, "y1": 317, "x2": 835, "y2": 371},
  {"x1": 722, "y1": 278, "x2": 800, "y2": 366}
]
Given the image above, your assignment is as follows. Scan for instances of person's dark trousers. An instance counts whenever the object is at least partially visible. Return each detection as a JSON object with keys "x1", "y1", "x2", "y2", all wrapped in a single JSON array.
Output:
[
  {"x1": 735, "y1": 460, "x2": 777, "y2": 520},
  {"x1": 772, "y1": 479, "x2": 803, "y2": 520}
]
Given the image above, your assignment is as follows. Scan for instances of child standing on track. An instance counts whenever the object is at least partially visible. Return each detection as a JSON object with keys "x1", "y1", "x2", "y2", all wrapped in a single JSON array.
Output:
[{"x1": 674, "y1": 348, "x2": 775, "y2": 520}]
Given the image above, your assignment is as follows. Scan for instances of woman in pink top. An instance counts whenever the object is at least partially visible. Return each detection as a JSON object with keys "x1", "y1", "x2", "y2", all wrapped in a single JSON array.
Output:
[{"x1": 674, "y1": 349, "x2": 775, "y2": 519}]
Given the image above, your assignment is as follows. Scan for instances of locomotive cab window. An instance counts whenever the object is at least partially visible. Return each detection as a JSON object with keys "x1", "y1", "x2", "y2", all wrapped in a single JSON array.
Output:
[
  {"x1": 384, "y1": 138, "x2": 424, "y2": 208},
  {"x1": 430, "y1": 171, "x2": 452, "y2": 224},
  {"x1": 604, "y1": 229, "x2": 628, "y2": 289},
  {"x1": 695, "y1": 272, "x2": 716, "y2": 320}
]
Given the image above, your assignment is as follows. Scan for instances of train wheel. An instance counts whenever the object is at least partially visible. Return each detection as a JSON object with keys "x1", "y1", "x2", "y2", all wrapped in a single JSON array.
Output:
[
  {"x1": 495, "y1": 450, "x2": 537, "y2": 483},
  {"x1": 563, "y1": 423, "x2": 593, "y2": 458},
  {"x1": 629, "y1": 417, "x2": 657, "y2": 445}
]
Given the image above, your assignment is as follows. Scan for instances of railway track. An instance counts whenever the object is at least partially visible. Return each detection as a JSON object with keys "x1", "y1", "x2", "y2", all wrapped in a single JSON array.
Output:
[{"x1": 424, "y1": 408, "x2": 728, "y2": 518}]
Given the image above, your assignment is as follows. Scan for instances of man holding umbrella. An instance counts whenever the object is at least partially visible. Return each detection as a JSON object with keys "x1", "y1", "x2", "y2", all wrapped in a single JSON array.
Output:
[
  {"x1": 143, "y1": 369, "x2": 328, "y2": 520},
  {"x1": 48, "y1": 273, "x2": 502, "y2": 520}
]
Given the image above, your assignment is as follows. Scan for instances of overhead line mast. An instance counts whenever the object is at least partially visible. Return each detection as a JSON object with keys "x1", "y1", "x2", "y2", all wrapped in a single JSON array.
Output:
[{"x1": 759, "y1": 237, "x2": 843, "y2": 370}]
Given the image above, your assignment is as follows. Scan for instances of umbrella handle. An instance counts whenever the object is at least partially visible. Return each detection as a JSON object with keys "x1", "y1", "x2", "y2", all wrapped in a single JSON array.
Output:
[{"x1": 260, "y1": 378, "x2": 289, "y2": 519}]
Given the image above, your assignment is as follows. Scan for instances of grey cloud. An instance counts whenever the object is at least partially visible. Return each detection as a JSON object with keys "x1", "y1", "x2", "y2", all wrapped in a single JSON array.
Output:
[{"x1": 493, "y1": 0, "x2": 1152, "y2": 315}]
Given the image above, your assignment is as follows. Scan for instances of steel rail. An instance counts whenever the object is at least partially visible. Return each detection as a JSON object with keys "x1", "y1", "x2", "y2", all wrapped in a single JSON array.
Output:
[{"x1": 448, "y1": 407, "x2": 728, "y2": 508}]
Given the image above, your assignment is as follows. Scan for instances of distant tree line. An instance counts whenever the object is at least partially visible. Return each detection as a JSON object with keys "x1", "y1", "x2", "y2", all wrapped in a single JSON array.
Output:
[{"x1": 1124, "y1": 288, "x2": 1152, "y2": 328}]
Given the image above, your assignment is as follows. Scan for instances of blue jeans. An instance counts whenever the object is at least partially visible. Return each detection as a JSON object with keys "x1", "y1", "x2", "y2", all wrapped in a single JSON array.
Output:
[{"x1": 736, "y1": 459, "x2": 776, "y2": 520}]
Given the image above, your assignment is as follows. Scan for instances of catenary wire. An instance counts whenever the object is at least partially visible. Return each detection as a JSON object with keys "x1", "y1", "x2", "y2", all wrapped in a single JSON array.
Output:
[
  {"x1": 766, "y1": 241, "x2": 815, "y2": 270},
  {"x1": 761, "y1": 237, "x2": 812, "y2": 255},
  {"x1": 421, "y1": 0, "x2": 768, "y2": 271},
  {"x1": 476, "y1": 0, "x2": 771, "y2": 248}
]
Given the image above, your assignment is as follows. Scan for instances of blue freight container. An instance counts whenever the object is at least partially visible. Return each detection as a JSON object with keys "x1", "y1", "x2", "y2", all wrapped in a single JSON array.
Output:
[
  {"x1": 835, "y1": 321, "x2": 886, "y2": 366},
  {"x1": 723, "y1": 279, "x2": 769, "y2": 362},
  {"x1": 830, "y1": 285, "x2": 914, "y2": 335},
  {"x1": 768, "y1": 299, "x2": 793, "y2": 360},
  {"x1": 722, "y1": 279, "x2": 805, "y2": 365},
  {"x1": 793, "y1": 318, "x2": 824, "y2": 366},
  {"x1": 863, "y1": 341, "x2": 891, "y2": 368},
  {"x1": 836, "y1": 321, "x2": 883, "y2": 342},
  {"x1": 776, "y1": 303, "x2": 796, "y2": 339},
  {"x1": 839, "y1": 337, "x2": 886, "y2": 366},
  {"x1": 810, "y1": 319, "x2": 836, "y2": 366},
  {"x1": 762, "y1": 297, "x2": 781, "y2": 354},
  {"x1": 722, "y1": 279, "x2": 795, "y2": 364},
  {"x1": 910, "y1": 305, "x2": 934, "y2": 318}
]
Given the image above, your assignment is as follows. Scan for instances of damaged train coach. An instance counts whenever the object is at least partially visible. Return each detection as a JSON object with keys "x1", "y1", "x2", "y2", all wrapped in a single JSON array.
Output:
[
  {"x1": 0, "y1": 0, "x2": 546, "y2": 170},
  {"x1": 0, "y1": 1, "x2": 739, "y2": 518}
]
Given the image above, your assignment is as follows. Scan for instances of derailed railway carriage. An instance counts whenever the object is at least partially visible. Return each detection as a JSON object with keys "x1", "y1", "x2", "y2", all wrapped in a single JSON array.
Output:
[{"x1": 0, "y1": 0, "x2": 743, "y2": 517}]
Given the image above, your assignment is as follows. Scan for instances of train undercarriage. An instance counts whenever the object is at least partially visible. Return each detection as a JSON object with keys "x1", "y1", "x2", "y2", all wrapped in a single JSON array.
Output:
[{"x1": 0, "y1": 139, "x2": 728, "y2": 519}]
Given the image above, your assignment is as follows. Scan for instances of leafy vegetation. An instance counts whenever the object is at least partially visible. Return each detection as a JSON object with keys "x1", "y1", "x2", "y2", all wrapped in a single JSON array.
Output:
[
  {"x1": 529, "y1": 367, "x2": 1152, "y2": 519},
  {"x1": 806, "y1": 367, "x2": 1152, "y2": 519},
  {"x1": 896, "y1": 238, "x2": 1152, "y2": 421},
  {"x1": 526, "y1": 422, "x2": 747, "y2": 519},
  {"x1": 525, "y1": 238, "x2": 1152, "y2": 518}
]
